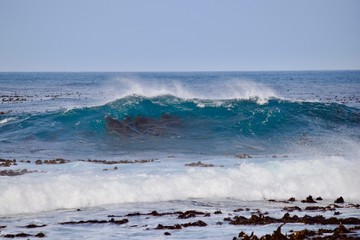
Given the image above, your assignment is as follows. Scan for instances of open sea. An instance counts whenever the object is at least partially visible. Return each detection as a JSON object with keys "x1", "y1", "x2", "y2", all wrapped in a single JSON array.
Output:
[{"x1": 0, "y1": 71, "x2": 360, "y2": 239}]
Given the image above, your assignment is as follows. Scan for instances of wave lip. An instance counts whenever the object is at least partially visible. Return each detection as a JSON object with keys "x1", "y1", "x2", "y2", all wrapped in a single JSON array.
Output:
[{"x1": 103, "y1": 78, "x2": 279, "y2": 103}]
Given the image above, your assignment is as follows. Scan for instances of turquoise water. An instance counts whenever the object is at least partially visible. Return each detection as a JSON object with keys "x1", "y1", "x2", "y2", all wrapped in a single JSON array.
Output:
[
  {"x1": 1, "y1": 71, "x2": 359, "y2": 159},
  {"x1": 0, "y1": 71, "x2": 360, "y2": 239}
]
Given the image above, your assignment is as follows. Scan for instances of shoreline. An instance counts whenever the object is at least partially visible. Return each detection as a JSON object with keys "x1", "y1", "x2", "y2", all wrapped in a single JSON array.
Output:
[{"x1": 1, "y1": 195, "x2": 359, "y2": 239}]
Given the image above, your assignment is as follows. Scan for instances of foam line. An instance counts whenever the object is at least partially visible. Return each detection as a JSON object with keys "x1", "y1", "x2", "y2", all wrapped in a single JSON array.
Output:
[{"x1": 1, "y1": 156, "x2": 359, "y2": 215}]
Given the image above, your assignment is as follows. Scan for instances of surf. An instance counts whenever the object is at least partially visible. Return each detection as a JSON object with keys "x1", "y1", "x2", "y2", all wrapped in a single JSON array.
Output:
[{"x1": 1, "y1": 95, "x2": 359, "y2": 157}]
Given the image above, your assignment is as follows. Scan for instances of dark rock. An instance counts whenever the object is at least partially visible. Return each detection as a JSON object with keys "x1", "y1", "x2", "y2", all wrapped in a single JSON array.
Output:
[
  {"x1": 85, "y1": 159, "x2": 155, "y2": 165},
  {"x1": 181, "y1": 220, "x2": 207, "y2": 227},
  {"x1": 109, "y1": 218, "x2": 129, "y2": 225},
  {"x1": 214, "y1": 210, "x2": 222, "y2": 214},
  {"x1": 125, "y1": 212, "x2": 142, "y2": 217},
  {"x1": 0, "y1": 158, "x2": 17, "y2": 167},
  {"x1": 288, "y1": 197, "x2": 296, "y2": 202},
  {"x1": 43, "y1": 158, "x2": 69, "y2": 164},
  {"x1": 229, "y1": 214, "x2": 278, "y2": 225},
  {"x1": 23, "y1": 224, "x2": 47, "y2": 228},
  {"x1": 35, "y1": 160, "x2": 43, "y2": 165},
  {"x1": 155, "y1": 224, "x2": 182, "y2": 230},
  {"x1": 164, "y1": 232, "x2": 171, "y2": 236},
  {"x1": 236, "y1": 153, "x2": 252, "y2": 159},
  {"x1": 0, "y1": 169, "x2": 38, "y2": 176},
  {"x1": 2, "y1": 234, "x2": 16, "y2": 238},
  {"x1": 268, "y1": 199, "x2": 289, "y2": 204},
  {"x1": 301, "y1": 195, "x2": 317, "y2": 203},
  {"x1": 335, "y1": 196, "x2": 345, "y2": 204},
  {"x1": 35, "y1": 232, "x2": 46, "y2": 238},
  {"x1": 178, "y1": 210, "x2": 205, "y2": 219},
  {"x1": 283, "y1": 206, "x2": 302, "y2": 212},
  {"x1": 316, "y1": 197, "x2": 323, "y2": 201},
  {"x1": 184, "y1": 161, "x2": 214, "y2": 167},
  {"x1": 60, "y1": 220, "x2": 108, "y2": 225},
  {"x1": 271, "y1": 225, "x2": 287, "y2": 240},
  {"x1": 333, "y1": 224, "x2": 352, "y2": 236},
  {"x1": 304, "y1": 206, "x2": 326, "y2": 211},
  {"x1": 155, "y1": 220, "x2": 207, "y2": 230},
  {"x1": 234, "y1": 208, "x2": 245, "y2": 212}
]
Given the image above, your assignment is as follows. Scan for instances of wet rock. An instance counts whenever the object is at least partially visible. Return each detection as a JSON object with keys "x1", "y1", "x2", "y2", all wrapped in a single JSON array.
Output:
[
  {"x1": 60, "y1": 220, "x2": 108, "y2": 225},
  {"x1": 316, "y1": 197, "x2": 323, "y2": 201},
  {"x1": 184, "y1": 161, "x2": 214, "y2": 167},
  {"x1": 0, "y1": 169, "x2": 38, "y2": 176},
  {"x1": 2, "y1": 232, "x2": 45, "y2": 238},
  {"x1": 214, "y1": 210, "x2": 222, "y2": 214},
  {"x1": 333, "y1": 224, "x2": 352, "y2": 238},
  {"x1": 155, "y1": 220, "x2": 207, "y2": 230},
  {"x1": 109, "y1": 218, "x2": 129, "y2": 225},
  {"x1": 283, "y1": 206, "x2": 302, "y2": 212},
  {"x1": 0, "y1": 158, "x2": 16, "y2": 167},
  {"x1": 234, "y1": 208, "x2": 245, "y2": 212},
  {"x1": 304, "y1": 206, "x2": 326, "y2": 211},
  {"x1": 288, "y1": 197, "x2": 296, "y2": 202},
  {"x1": 228, "y1": 212, "x2": 360, "y2": 226},
  {"x1": 35, "y1": 160, "x2": 43, "y2": 165},
  {"x1": 125, "y1": 210, "x2": 182, "y2": 217},
  {"x1": 236, "y1": 153, "x2": 252, "y2": 159},
  {"x1": 35, "y1": 232, "x2": 46, "y2": 238},
  {"x1": 289, "y1": 229, "x2": 317, "y2": 240},
  {"x1": 268, "y1": 199, "x2": 289, "y2": 204},
  {"x1": 85, "y1": 159, "x2": 155, "y2": 165},
  {"x1": 229, "y1": 214, "x2": 278, "y2": 225},
  {"x1": 155, "y1": 224, "x2": 182, "y2": 230},
  {"x1": 182, "y1": 220, "x2": 207, "y2": 227},
  {"x1": 335, "y1": 196, "x2": 345, "y2": 204},
  {"x1": 23, "y1": 224, "x2": 47, "y2": 228},
  {"x1": 301, "y1": 195, "x2": 317, "y2": 203},
  {"x1": 125, "y1": 212, "x2": 142, "y2": 217},
  {"x1": 43, "y1": 158, "x2": 69, "y2": 164},
  {"x1": 164, "y1": 232, "x2": 171, "y2": 236},
  {"x1": 178, "y1": 210, "x2": 205, "y2": 219},
  {"x1": 271, "y1": 225, "x2": 287, "y2": 240}
]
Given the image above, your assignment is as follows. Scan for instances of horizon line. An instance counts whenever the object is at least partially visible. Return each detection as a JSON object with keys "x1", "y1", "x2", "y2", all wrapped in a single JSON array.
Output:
[{"x1": 1, "y1": 69, "x2": 360, "y2": 73}]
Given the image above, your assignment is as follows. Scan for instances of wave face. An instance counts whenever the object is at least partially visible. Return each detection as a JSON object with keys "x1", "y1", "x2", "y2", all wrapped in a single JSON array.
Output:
[
  {"x1": 1, "y1": 95, "x2": 359, "y2": 157},
  {"x1": 1, "y1": 72, "x2": 360, "y2": 216}
]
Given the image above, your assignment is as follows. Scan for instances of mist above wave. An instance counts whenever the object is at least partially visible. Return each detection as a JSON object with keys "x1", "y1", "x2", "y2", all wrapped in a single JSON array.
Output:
[{"x1": 102, "y1": 77, "x2": 279, "y2": 104}]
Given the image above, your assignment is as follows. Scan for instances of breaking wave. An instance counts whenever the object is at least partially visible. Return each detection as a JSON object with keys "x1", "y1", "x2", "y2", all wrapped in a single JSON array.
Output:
[{"x1": 1, "y1": 95, "x2": 359, "y2": 155}]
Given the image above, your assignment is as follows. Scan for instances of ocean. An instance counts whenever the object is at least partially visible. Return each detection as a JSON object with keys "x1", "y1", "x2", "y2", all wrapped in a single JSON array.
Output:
[{"x1": 0, "y1": 71, "x2": 360, "y2": 239}]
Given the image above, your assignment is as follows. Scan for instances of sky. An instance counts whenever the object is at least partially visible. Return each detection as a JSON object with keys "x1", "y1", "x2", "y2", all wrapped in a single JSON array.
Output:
[{"x1": 0, "y1": 0, "x2": 359, "y2": 72}]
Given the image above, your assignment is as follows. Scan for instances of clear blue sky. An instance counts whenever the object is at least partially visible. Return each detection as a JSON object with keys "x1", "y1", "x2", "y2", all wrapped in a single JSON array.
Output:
[{"x1": 1, "y1": 0, "x2": 359, "y2": 71}]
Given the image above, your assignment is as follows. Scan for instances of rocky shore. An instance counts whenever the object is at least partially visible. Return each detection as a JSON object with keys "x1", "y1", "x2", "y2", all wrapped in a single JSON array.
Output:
[{"x1": 0, "y1": 195, "x2": 359, "y2": 239}]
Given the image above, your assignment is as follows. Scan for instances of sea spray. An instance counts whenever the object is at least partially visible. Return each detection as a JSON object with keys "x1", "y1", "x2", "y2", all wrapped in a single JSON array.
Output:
[{"x1": 0, "y1": 155, "x2": 359, "y2": 215}]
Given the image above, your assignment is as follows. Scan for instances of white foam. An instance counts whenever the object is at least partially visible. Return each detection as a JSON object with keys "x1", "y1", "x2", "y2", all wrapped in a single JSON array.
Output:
[
  {"x1": 102, "y1": 77, "x2": 278, "y2": 103},
  {"x1": 1, "y1": 156, "x2": 359, "y2": 215},
  {"x1": 0, "y1": 117, "x2": 17, "y2": 125}
]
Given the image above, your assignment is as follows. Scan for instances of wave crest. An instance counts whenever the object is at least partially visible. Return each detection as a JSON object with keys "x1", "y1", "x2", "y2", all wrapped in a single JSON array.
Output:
[{"x1": 103, "y1": 78, "x2": 278, "y2": 103}]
